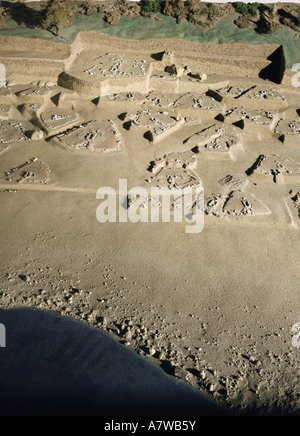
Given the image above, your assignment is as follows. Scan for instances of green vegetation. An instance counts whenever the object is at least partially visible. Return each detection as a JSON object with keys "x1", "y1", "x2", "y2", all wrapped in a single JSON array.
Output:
[
  {"x1": 43, "y1": 0, "x2": 73, "y2": 36},
  {"x1": 248, "y1": 3, "x2": 259, "y2": 17},
  {"x1": 141, "y1": 0, "x2": 161, "y2": 15},
  {"x1": 234, "y1": 2, "x2": 259, "y2": 17},
  {"x1": 234, "y1": 2, "x2": 248, "y2": 16},
  {"x1": 187, "y1": 7, "x2": 210, "y2": 24}
]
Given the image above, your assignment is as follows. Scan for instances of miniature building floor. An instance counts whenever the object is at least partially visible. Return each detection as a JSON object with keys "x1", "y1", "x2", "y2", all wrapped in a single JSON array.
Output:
[{"x1": 0, "y1": 44, "x2": 299, "y2": 417}]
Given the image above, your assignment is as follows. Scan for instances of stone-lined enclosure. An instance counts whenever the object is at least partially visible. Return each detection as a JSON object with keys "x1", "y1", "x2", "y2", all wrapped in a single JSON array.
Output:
[
  {"x1": 0, "y1": 33, "x2": 292, "y2": 89},
  {"x1": 0, "y1": 33, "x2": 299, "y2": 228}
]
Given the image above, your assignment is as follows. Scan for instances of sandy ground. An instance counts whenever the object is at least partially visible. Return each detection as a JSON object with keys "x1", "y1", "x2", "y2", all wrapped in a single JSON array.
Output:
[{"x1": 0, "y1": 33, "x2": 299, "y2": 416}]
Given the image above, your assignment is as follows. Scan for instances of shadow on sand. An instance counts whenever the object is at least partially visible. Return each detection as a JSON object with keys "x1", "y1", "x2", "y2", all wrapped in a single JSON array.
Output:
[
  {"x1": 259, "y1": 45, "x2": 285, "y2": 84},
  {"x1": 0, "y1": 308, "x2": 228, "y2": 416},
  {"x1": 2, "y1": 1, "x2": 44, "y2": 29}
]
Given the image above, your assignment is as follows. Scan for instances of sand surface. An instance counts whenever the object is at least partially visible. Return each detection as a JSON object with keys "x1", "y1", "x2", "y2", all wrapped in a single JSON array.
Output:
[{"x1": 0, "y1": 32, "x2": 299, "y2": 416}]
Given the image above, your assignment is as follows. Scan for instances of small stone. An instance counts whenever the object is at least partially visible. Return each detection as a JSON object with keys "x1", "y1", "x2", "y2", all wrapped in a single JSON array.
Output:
[
  {"x1": 30, "y1": 130, "x2": 44, "y2": 140},
  {"x1": 249, "y1": 356, "x2": 261, "y2": 365},
  {"x1": 209, "y1": 384, "x2": 216, "y2": 392},
  {"x1": 200, "y1": 370, "x2": 206, "y2": 380}
]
